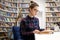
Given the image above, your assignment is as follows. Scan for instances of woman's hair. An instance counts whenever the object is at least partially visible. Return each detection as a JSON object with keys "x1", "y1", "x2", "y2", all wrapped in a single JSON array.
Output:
[{"x1": 29, "y1": 1, "x2": 39, "y2": 9}]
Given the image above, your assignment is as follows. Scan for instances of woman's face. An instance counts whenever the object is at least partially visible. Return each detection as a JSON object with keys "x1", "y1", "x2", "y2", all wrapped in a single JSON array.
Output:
[{"x1": 30, "y1": 6, "x2": 38, "y2": 16}]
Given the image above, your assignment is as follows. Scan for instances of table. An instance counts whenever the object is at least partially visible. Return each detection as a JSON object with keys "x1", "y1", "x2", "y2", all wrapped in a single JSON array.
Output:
[{"x1": 35, "y1": 32, "x2": 60, "y2": 40}]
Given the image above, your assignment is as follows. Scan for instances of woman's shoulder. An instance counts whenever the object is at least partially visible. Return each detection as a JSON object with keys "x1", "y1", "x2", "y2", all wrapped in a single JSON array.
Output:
[
  {"x1": 34, "y1": 17, "x2": 39, "y2": 20},
  {"x1": 21, "y1": 17, "x2": 27, "y2": 22}
]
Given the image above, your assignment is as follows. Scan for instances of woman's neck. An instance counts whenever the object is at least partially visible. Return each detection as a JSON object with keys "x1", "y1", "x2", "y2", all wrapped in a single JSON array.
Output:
[{"x1": 28, "y1": 13, "x2": 34, "y2": 18}]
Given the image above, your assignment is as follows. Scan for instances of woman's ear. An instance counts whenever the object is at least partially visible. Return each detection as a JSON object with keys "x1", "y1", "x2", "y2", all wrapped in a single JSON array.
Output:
[{"x1": 29, "y1": 8, "x2": 31, "y2": 12}]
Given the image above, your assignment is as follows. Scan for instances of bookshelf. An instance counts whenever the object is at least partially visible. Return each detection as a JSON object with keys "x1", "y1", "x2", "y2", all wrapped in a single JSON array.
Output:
[
  {"x1": 46, "y1": 0, "x2": 60, "y2": 29},
  {"x1": 0, "y1": 0, "x2": 30, "y2": 39},
  {"x1": 0, "y1": 0, "x2": 30, "y2": 27},
  {"x1": 18, "y1": 2, "x2": 30, "y2": 18}
]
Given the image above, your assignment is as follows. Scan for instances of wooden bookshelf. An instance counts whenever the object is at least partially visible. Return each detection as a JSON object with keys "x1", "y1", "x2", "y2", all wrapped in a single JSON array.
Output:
[
  {"x1": 0, "y1": 0, "x2": 31, "y2": 39},
  {"x1": 46, "y1": 0, "x2": 60, "y2": 29}
]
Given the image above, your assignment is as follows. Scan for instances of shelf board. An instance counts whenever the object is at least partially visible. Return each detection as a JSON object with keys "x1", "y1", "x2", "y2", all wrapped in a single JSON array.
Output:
[
  {"x1": 0, "y1": 20, "x2": 3, "y2": 22},
  {"x1": 0, "y1": 3, "x2": 17, "y2": 8},
  {"x1": 4, "y1": 21, "x2": 15, "y2": 23},
  {"x1": 46, "y1": 11, "x2": 60, "y2": 13},
  {"x1": 46, "y1": 6, "x2": 60, "y2": 8},
  {"x1": 46, "y1": 1, "x2": 55, "y2": 3},
  {"x1": 0, "y1": 20, "x2": 15, "y2": 23},
  {"x1": 5, "y1": 0, "x2": 17, "y2": 3},
  {"x1": 0, "y1": 26, "x2": 12, "y2": 28},
  {"x1": 0, "y1": 36, "x2": 8, "y2": 38},
  {"x1": 18, "y1": 7, "x2": 29, "y2": 9},
  {"x1": 19, "y1": 7, "x2": 29, "y2": 9},
  {"x1": 4, "y1": 16, "x2": 17, "y2": 18},
  {"x1": 22, "y1": 13, "x2": 29, "y2": 14},
  {"x1": 46, "y1": 16, "x2": 60, "y2": 17},
  {"x1": 0, "y1": 15, "x2": 17, "y2": 18},
  {"x1": 46, "y1": 21, "x2": 60, "y2": 23},
  {"x1": 5, "y1": 0, "x2": 30, "y2": 4},
  {"x1": 21, "y1": 12, "x2": 29, "y2": 14},
  {"x1": 0, "y1": 8, "x2": 17, "y2": 13},
  {"x1": 0, "y1": 31, "x2": 8, "y2": 33},
  {"x1": 18, "y1": 2, "x2": 30, "y2": 4}
]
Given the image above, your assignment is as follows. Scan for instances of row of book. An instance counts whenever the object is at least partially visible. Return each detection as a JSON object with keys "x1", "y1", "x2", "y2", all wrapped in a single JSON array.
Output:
[
  {"x1": 18, "y1": 3, "x2": 29, "y2": 8},
  {"x1": 4, "y1": 18, "x2": 15, "y2": 22},
  {"x1": 4, "y1": 0, "x2": 17, "y2": 3},
  {"x1": 46, "y1": 17, "x2": 60, "y2": 22},
  {"x1": 0, "y1": 4, "x2": 17, "y2": 12},
  {"x1": 46, "y1": 23, "x2": 54, "y2": 27},
  {"x1": 0, "y1": 0, "x2": 30, "y2": 3},
  {"x1": 22, "y1": 14, "x2": 28, "y2": 18},
  {"x1": 46, "y1": 2, "x2": 60, "y2": 7},
  {"x1": 17, "y1": 0, "x2": 30, "y2": 3},
  {"x1": 4, "y1": 0, "x2": 30, "y2": 3},
  {"x1": 0, "y1": 16, "x2": 15, "y2": 22},
  {"x1": 46, "y1": 7, "x2": 60, "y2": 11},
  {"x1": 56, "y1": 2, "x2": 60, "y2": 6},
  {"x1": 46, "y1": 13, "x2": 60, "y2": 17},
  {"x1": 0, "y1": 4, "x2": 29, "y2": 12},
  {"x1": 21, "y1": 9, "x2": 29, "y2": 13},
  {"x1": 0, "y1": 11, "x2": 17, "y2": 17},
  {"x1": 0, "y1": 0, "x2": 30, "y2": 10},
  {"x1": 46, "y1": 0, "x2": 60, "y2": 2},
  {"x1": 46, "y1": 23, "x2": 60, "y2": 31},
  {"x1": 46, "y1": 22, "x2": 60, "y2": 30},
  {"x1": 0, "y1": 22, "x2": 14, "y2": 27},
  {"x1": 0, "y1": 1, "x2": 17, "y2": 7},
  {"x1": 46, "y1": 3, "x2": 56, "y2": 7}
]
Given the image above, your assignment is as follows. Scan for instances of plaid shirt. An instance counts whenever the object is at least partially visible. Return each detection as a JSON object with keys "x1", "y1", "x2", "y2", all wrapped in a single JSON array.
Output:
[{"x1": 20, "y1": 15, "x2": 40, "y2": 35}]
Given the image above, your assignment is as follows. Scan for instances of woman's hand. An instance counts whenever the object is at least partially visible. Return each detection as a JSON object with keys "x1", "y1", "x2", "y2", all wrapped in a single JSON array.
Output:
[{"x1": 33, "y1": 30, "x2": 40, "y2": 34}]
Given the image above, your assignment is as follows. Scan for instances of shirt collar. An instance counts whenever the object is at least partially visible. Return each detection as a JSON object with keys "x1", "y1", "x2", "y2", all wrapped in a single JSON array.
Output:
[{"x1": 27, "y1": 15, "x2": 35, "y2": 19}]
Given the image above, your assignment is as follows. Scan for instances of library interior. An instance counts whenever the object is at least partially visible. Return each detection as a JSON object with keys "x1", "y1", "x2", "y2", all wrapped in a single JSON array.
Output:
[{"x1": 0, "y1": 0, "x2": 60, "y2": 40}]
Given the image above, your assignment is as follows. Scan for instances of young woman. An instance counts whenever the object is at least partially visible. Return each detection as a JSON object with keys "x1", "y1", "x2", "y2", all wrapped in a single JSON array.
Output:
[{"x1": 20, "y1": 1, "x2": 40, "y2": 40}]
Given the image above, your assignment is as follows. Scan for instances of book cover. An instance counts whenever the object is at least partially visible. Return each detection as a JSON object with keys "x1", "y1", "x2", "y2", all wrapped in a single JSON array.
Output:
[
  {"x1": 7, "y1": 18, "x2": 10, "y2": 22},
  {"x1": 3, "y1": 12, "x2": 6, "y2": 16},
  {"x1": 7, "y1": 12, "x2": 11, "y2": 16},
  {"x1": 11, "y1": 13, "x2": 14, "y2": 17},
  {"x1": 8, "y1": 2, "x2": 12, "y2": 7},
  {"x1": 57, "y1": 7, "x2": 60, "y2": 11},
  {"x1": 58, "y1": 13, "x2": 60, "y2": 16},
  {"x1": 21, "y1": 4, "x2": 29, "y2": 8},
  {"x1": 52, "y1": 13, "x2": 57, "y2": 16},
  {"x1": 50, "y1": 7, "x2": 54, "y2": 11},
  {"x1": 13, "y1": 3, "x2": 17, "y2": 7},
  {"x1": 4, "y1": 18, "x2": 7, "y2": 22}
]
